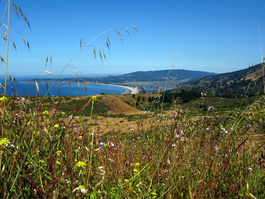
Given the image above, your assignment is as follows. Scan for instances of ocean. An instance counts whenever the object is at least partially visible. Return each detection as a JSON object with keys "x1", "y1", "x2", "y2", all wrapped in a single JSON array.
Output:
[{"x1": 0, "y1": 81, "x2": 129, "y2": 96}]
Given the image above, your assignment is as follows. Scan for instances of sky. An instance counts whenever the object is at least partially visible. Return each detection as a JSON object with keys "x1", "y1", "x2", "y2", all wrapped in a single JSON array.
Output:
[{"x1": 1, "y1": 0, "x2": 265, "y2": 77}]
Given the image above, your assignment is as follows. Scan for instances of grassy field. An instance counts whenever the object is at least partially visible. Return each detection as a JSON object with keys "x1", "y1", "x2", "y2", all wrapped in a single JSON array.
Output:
[{"x1": 0, "y1": 94, "x2": 265, "y2": 198}]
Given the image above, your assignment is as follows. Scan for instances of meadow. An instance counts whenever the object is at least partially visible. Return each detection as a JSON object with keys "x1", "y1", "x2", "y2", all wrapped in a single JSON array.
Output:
[
  {"x1": 0, "y1": 2, "x2": 264, "y2": 197},
  {"x1": 0, "y1": 93, "x2": 264, "y2": 198}
]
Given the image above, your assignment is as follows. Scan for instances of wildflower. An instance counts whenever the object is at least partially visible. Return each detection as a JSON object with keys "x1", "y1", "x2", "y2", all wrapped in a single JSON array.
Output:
[
  {"x1": 39, "y1": 160, "x2": 45, "y2": 164},
  {"x1": 220, "y1": 125, "x2": 229, "y2": 134},
  {"x1": 0, "y1": 138, "x2": 10, "y2": 146},
  {"x1": 56, "y1": 150, "x2": 62, "y2": 156},
  {"x1": 42, "y1": 110, "x2": 49, "y2": 114},
  {"x1": 76, "y1": 161, "x2": 86, "y2": 168},
  {"x1": 91, "y1": 96, "x2": 97, "y2": 101},
  {"x1": 78, "y1": 136, "x2": 83, "y2": 140},
  {"x1": 73, "y1": 185, "x2": 88, "y2": 194},
  {"x1": 0, "y1": 96, "x2": 8, "y2": 101},
  {"x1": 135, "y1": 162, "x2": 140, "y2": 167},
  {"x1": 208, "y1": 106, "x2": 217, "y2": 111},
  {"x1": 133, "y1": 169, "x2": 138, "y2": 173},
  {"x1": 61, "y1": 111, "x2": 66, "y2": 116},
  {"x1": 98, "y1": 142, "x2": 104, "y2": 147},
  {"x1": 214, "y1": 146, "x2": 219, "y2": 151},
  {"x1": 27, "y1": 121, "x2": 31, "y2": 125},
  {"x1": 78, "y1": 185, "x2": 85, "y2": 190},
  {"x1": 54, "y1": 124, "x2": 60, "y2": 128},
  {"x1": 109, "y1": 141, "x2": 115, "y2": 147},
  {"x1": 124, "y1": 179, "x2": 129, "y2": 183},
  {"x1": 151, "y1": 192, "x2": 157, "y2": 196},
  {"x1": 56, "y1": 160, "x2": 61, "y2": 165}
]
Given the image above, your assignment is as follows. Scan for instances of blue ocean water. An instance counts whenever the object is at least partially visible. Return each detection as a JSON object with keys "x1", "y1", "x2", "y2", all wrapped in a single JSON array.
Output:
[{"x1": 0, "y1": 81, "x2": 128, "y2": 96}]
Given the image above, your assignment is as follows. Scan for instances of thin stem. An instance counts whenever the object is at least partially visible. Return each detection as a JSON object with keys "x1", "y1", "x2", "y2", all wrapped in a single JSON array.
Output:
[
  {"x1": 4, "y1": 0, "x2": 11, "y2": 97},
  {"x1": 43, "y1": 27, "x2": 118, "y2": 97},
  {"x1": 0, "y1": 0, "x2": 11, "y2": 177}
]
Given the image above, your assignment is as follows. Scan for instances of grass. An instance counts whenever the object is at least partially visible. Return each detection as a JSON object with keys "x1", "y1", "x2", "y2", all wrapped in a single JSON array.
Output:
[
  {"x1": 0, "y1": 94, "x2": 264, "y2": 198},
  {"x1": 1, "y1": 2, "x2": 264, "y2": 197}
]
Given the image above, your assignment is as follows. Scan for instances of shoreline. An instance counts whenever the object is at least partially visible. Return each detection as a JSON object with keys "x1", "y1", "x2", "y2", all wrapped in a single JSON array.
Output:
[
  {"x1": 98, "y1": 83, "x2": 139, "y2": 94},
  {"x1": 118, "y1": 85, "x2": 139, "y2": 94},
  {"x1": 19, "y1": 81, "x2": 139, "y2": 95}
]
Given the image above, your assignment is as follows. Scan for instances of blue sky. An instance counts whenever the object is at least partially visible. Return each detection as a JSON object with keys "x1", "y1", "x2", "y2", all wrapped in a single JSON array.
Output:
[{"x1": 1, "y1": 0, "x2": 265, "y2": 77}]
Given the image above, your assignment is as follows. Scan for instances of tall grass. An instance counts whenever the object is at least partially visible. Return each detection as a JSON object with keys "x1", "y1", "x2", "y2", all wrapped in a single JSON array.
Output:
[
  {"x1": 0, "y1": 94, "x2": 265, "y2": 198},
  {"x1": 1, "y1": 1, "x2": 265, "y2": 198}
]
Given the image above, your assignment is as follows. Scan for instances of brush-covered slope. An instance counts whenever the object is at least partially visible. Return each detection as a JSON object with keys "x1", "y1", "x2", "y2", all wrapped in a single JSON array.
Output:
[
  {"x1": 182, "y1": 63, "x2": 264, "y2": 97},
  {"x1": 84, "y1": 69, "x2": 215, "y2": 83}
]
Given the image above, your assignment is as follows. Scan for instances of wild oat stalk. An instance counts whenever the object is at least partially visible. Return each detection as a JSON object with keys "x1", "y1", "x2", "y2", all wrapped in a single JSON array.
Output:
[
  {"x1": 0, "y1": 0, "x2": 11, "y2": 175},
  {"x1": 43, "y1": 25, "x2": 137, "y2": 96}
]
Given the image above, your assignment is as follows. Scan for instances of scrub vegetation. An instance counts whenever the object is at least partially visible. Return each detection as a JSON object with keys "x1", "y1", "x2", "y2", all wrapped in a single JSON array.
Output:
[
  {"x1": 1, "y1": 1, "x2": 265, "y2": 198},
  {"x1": 0, "y1": 93, "x2": 265, "y2": 198}
]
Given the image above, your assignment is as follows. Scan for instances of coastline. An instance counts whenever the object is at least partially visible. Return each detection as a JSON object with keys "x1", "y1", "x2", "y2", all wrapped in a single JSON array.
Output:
[
  {"x1": 98, "y1": 83, "x2": 139, "y2": 94},
  {"x1": 18, "y1": 81, "x2": 139, "y2": 95},
  {"x1": 119, "y1": 85, "x2": 139, "y2": 94}
]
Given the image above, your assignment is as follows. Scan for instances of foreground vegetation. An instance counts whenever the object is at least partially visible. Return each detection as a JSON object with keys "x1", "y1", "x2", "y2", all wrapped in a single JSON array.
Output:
[{"x1": 0, "y1": 94, "x2": 264, "y2": 198}]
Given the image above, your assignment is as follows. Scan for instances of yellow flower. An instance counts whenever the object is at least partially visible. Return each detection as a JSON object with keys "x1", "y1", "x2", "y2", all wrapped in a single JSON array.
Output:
[
  {"x1": 39, "y1": 160, "x2": 45, "y2": 164},
  {"x1": 0, "y1": 138, "x2": 9, "y2": 146},
  {"x1": 55, "y1": 160, "x2": 61, "y2": 165},
  {"x1": 135, "y1": 162, "x2": 140, "y2": 167},
  {"x1": 133, "y1": 169, "x2": 138, "y2": 173},
  {"x1": 0, "y1": 96, "x2": 8, "y2": 101},
  {"x1": 27, "y1": 121, "x2": 31, "y2": 125},
  {"x1": 42, "y1": 110, "x2": 49, "y2": 114},
  {"x1": 54, "y1": 124, "x2": 59, "y2": 128},
  {"x1": 151, "y1": 192, "x2": 157, "y2": 196},
  {"x1": 91, "y1": 96, "x2": 97, "y2": 101},
  {"x1": 124, "y1": 179, "x2": 129, "y2": 183},
  {"x1": 56, "y1": 150, "x2": 62, "y2": 156},
  {"x1": 76, "y1": 161, "x2": 86, "y2": 168},
  {"x1": 78, "y1": 185, "x2": 85, "y2": 190},
  {"x1": 61, "y1": 111, "x2": 66, "y2": 115}
]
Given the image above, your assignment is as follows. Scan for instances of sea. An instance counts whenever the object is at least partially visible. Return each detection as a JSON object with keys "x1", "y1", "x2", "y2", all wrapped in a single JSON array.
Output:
[{"x1": 0, "y1": 76, "x2": 129, "y2": 96}]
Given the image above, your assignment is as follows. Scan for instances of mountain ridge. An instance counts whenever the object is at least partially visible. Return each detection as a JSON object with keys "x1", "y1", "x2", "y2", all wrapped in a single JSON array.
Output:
[
  {"x1": 180, "y1": 63, "x2": 264, "y2": 97},
  {"x1": 24, "y1": 69, "x2": 216, "y2": 89}
]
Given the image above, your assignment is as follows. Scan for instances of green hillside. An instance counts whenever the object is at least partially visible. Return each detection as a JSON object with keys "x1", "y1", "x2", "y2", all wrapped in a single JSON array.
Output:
[
  {"x1": 180, "y1": 63, "x2": 264, "y2": 97},
  {"x1": 27, "y1": 69, "x2": 216, "y2": 88}
]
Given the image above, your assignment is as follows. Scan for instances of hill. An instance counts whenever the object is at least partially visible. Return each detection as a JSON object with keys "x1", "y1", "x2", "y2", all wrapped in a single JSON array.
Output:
[
  {"x1": 180, "y1": 63, "x2": 265, "y2": 97},
  {"x1": 26, "y1": 69, "x2": 216, "y2": 89},
  {"x1": 77, "y1": 69, "x2": 216, "y2": 88}
]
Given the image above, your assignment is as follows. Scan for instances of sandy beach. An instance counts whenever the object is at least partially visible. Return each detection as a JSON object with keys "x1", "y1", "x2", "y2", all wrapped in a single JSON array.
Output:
[
  {"x1": 118, "y1": 85, "x2": 139, "y2": 94},
  {"x1": 93, "y1": 83, "x2": 139, "y2": 94}
]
